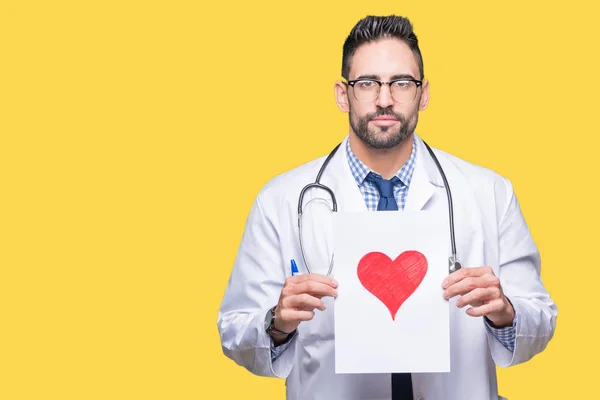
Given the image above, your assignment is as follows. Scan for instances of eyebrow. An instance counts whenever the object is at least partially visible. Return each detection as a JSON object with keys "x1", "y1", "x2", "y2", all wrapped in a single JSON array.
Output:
[{"x1": 354, "y1": 73, "x2": 417, "y2": 80}]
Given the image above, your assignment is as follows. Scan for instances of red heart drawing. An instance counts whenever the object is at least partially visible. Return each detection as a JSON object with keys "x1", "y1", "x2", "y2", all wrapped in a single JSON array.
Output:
[{"x1": 357, "y1": 251, "x2": 428, "y2": 320}]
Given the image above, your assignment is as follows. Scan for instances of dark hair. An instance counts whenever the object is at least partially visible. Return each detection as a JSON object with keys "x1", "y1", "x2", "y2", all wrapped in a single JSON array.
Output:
[{"x1": 341, "y1": 15, "x2": 424, "y2": 80}]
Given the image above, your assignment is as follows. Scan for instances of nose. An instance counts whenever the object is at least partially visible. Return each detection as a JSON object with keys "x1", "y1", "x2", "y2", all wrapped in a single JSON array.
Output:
[{"x1": 375, "y1": 83, "x2": 394, "y2": 108}]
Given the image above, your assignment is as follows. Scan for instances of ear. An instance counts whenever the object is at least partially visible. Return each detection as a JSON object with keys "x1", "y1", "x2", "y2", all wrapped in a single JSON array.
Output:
[
  {"x1": 418, "y1": 78, "x2": 430, "y2": 111},
  {"x1": 335, "y1": 81, "x2": 350, "y2": 113}
]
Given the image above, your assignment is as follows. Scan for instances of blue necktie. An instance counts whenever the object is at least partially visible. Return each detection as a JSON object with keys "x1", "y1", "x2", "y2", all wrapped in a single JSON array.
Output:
[
  {"x1": 368, "y1": 173, "x2": 413, "y2": 399},
  {"x1": 368, "y1": 173, "x2": 401, "y2": 211}
]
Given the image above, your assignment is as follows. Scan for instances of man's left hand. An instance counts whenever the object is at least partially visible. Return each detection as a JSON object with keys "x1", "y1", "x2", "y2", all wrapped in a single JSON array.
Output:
[{"x1": 442, "y1": 266, "x2": 514, "y2": 328}]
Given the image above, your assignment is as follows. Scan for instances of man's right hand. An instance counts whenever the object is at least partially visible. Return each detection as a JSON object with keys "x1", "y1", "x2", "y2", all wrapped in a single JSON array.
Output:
[{"x1": 272, "y1": 274, "x2": 338, "y2": 340}]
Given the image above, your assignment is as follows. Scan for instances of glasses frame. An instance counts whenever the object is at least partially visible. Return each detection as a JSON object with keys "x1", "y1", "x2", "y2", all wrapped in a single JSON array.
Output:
[{"x1": 344, "y1": 78, "x2": 423, "y2": 104}]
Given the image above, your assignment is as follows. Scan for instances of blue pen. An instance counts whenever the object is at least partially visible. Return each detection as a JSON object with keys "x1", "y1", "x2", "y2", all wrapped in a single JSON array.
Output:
[{"x1": 291, "y1": 259, "x2": 299, "y2": 276}]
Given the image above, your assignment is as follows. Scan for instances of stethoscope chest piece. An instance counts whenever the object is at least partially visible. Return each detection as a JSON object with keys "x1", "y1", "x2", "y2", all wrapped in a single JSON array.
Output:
[{"x1": 448, "y1": 255, "x2": 462, "y2": 273}]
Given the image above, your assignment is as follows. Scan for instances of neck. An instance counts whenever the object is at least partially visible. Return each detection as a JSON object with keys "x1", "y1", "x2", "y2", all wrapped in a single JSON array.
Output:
[{"x1": 349, "y1": 133, "x2": 414, "y2": 180}]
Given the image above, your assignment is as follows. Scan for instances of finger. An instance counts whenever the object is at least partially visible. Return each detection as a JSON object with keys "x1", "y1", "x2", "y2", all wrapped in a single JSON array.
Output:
[
  {"x1": 291, "y1": 280, "x2": 338, "y2": 298},
  {"x1": 456, "y1": 287, "x2": 501, "y2": 308},
  {"x1": 443, "y1": 275, "x2": 499, "y2": 299},
  {"x1": 283, "y1": 293, "x2": 326, "y2": 311},
  {"x1": 466, "y1": 301, "x2": 484, "y2": 308},
  {"x1": 279, "y1": 309, "x2": 316, "y2": 323},
  {"x1": 442, "y1": 266, "x2": 494, "y2": 289},
  {"x1": 465, "y1": 299, "x2": 504, "y2": 317},
  {"x1": 286, "y1": 273, "x2": 338, "y2": 288}
]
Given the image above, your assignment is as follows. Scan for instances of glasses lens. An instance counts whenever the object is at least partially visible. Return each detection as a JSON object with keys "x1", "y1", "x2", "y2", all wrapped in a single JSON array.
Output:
[
  {"x1": 353, "y1": 80, "x2": 379, "y2": 103},
  {"x1": 390, "y1": 80, "x2": 417, "y2": 104}
]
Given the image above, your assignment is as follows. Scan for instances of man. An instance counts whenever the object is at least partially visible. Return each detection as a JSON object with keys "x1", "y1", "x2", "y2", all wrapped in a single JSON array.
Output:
[{"x1": 217, "y1": 15, "x2": 557, "y2": 400}]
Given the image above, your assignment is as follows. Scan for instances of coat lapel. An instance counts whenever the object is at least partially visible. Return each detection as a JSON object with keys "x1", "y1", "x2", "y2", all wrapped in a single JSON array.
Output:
[
  {"x1": 404, "y1": 134, "x2": 445, "y2": 211},
  {"x1": 320, "y1": 136, "x2": 367, "y2": 213}
]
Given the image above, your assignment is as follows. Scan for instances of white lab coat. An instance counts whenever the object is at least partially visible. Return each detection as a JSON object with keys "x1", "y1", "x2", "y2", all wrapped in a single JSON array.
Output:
[{"x1": 217, "y1": 134, "x2": 557, "y2": 400}]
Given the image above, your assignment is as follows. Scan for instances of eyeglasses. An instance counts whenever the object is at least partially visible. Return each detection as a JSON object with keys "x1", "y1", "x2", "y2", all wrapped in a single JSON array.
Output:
[{"x1": 345, "y1": 78, "x2": 423, "y2": 104}]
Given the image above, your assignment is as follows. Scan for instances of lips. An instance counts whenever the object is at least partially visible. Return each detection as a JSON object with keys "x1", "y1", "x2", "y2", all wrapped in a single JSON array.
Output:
[{"x1": 370, "y1": 117, "x2": 399, "y2": 126}]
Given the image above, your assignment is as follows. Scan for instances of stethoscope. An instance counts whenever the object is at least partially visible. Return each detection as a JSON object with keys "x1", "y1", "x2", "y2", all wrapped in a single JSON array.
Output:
[{"x1": 297, "y1": 139, "x2": 463, "y2": 276}]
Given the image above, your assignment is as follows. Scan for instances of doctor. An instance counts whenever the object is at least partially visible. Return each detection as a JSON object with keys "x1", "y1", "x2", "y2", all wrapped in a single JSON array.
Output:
[{"x1": 217, "y1": 15, "x2": 557, "y2": 400}]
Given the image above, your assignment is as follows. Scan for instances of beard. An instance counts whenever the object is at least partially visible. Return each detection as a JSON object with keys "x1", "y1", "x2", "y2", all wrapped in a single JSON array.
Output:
[{"x1": 349, "y1": 106, "x2": 418, "y2": 150}]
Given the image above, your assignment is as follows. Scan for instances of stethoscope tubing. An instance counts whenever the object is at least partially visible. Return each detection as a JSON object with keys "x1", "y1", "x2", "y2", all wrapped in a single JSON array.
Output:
[{"x1": 297, "y1": 139, "x2": 461, "y2": 275}]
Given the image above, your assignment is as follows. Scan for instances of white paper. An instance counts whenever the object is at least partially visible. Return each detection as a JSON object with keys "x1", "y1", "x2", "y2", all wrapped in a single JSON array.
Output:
[{"x1": 333, "y1": 210, "x2": 450, "y2": 374}]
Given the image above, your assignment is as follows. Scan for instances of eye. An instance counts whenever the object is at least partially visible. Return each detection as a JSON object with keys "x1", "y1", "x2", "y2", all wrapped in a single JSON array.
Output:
[
  {"x1": 392, "y1": 80, "x2": 411, "y2": 89},
  {"x1": 356, "y1": 80, "x2": 377, "y2": 89}
]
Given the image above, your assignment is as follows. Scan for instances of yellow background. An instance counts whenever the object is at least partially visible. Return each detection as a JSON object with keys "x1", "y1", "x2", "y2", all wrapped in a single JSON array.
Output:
[{"x1": 1, "y1": 1, "x2": 598, "y2": 399}]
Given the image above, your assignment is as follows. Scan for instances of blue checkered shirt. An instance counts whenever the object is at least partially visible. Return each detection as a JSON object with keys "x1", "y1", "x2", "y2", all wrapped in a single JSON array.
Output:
[
  {"x1": 345, "y1": 136, "x2": 416, "y2": 210},
  {"x1": 270, "y1": 137, "x2": 516, "y2": 361}
]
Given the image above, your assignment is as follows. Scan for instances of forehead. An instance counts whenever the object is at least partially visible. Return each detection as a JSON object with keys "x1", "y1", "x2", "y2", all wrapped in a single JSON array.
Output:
[{"x1": 348, "y1": 38, "x2": 420, "y2": 79}]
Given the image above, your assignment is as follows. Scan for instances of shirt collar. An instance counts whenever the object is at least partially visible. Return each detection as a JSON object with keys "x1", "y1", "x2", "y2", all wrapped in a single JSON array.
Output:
[{"x1": 346, "y1": 136, "x2": 417, "y2": 188}]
